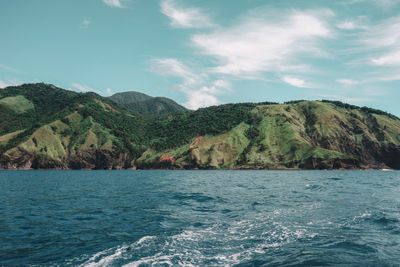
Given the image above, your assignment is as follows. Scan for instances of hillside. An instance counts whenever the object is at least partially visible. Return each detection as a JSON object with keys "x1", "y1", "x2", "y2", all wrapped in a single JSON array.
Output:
[
  {"x1": 139, "y1": 101, "x2": 400, "y2": 170},
  {"x1": 109, "y1": 91, "x2": 187, "y2": 116},
  {"x1": 0, "y1": 83, "x2": 147, "y2": 169},
  {"x1": 1, "y1": 83, "x2": 400, "y2": 170}
]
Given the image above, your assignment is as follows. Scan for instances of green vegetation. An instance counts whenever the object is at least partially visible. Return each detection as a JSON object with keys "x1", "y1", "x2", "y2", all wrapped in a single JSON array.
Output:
[
  {"x1": 145, "y1": 102, "x2": 276, "y2": 151},
  {"x1": 109, "y1": 91, "x2": 153, "y2": 105},
  {"x1": 0, "y1": 95, "x2": 34, "y2": 113},
  {"x1": 109, "y1": 91, "x2": 187, "y2": 116},
  {"x1": 1, "y1": 83, "x2": 400, "y2": 170}
]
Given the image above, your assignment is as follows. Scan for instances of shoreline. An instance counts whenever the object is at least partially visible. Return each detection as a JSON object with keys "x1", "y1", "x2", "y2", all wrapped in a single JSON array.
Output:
[{"x1": 0, "y1": 167, "x2": 397, "y2": 171}]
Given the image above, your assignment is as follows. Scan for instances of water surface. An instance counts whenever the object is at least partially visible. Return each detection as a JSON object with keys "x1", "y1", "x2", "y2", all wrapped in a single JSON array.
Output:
[{"x1": 1, "y1": 170, "x2": 400, "y2": 266}]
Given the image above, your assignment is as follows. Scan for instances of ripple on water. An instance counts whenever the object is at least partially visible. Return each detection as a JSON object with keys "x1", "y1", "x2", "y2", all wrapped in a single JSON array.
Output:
[
  {"x1": 74, "y1": 215, "x2": 320, "y2": 266},
  {"x1": 2, "y1": 170, "x2": 400, "y2": 266},
  {"x1": 171, "y1": 192, "x2": 215, "y2": 203}
]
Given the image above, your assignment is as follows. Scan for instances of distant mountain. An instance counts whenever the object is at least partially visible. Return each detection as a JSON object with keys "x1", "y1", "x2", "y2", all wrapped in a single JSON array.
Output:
[
  {"x1": 109, "y1": 91, "x2": 187, "y2": 116},
  {"x1": 1, "y1": 83, "x2": 400, "y2": 170},
  {"x1": 108, "y1": 91, "x2": 153, "y2": 104}
]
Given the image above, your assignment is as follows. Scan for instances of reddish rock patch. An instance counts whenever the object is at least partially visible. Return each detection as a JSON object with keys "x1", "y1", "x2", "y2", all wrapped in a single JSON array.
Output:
[
  {"x1": 189, "y1": 136, "x2": 203, "y2": 149},
  {"x1": 159, "y1": 153, "x2": 176, "y2": 164}
]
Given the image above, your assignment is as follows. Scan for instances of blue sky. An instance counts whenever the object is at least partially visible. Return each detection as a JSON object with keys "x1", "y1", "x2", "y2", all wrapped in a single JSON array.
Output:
[{"x1": 0, "y1": 0, "x2": 400, "y2": 115}]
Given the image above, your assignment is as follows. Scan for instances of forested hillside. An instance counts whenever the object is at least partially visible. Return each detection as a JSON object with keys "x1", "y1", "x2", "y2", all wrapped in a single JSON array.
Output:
[
  {"x1": 1, "y1": 83, "x2": 399, "y2": 169},
  {"x1": 109, "y1": 91, "x2": 187, "y2": 116}
]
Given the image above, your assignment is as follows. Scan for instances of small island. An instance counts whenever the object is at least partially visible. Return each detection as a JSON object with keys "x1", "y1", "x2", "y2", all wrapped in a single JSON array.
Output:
[{"x1": 1, "y1": 83, "x2": 399, "y2": 170}]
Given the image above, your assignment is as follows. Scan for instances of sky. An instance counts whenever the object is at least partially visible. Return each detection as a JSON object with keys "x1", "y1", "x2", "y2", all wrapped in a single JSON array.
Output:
[{"x1": 0, "y1": 0, "x2": 400, "y2": 116}]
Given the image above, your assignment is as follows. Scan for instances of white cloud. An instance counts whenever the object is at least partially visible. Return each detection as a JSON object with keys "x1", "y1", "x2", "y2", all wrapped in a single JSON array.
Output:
[
  {"x1": 362, "y1": 16, "x2": 400, "y2": 49},
  {"x1": 336, "y1": 20, "x2": 368, "y2": 30},
  {"x1": 283, "y1": 76, "x2": 308, "y2": 88},
  {"x1": 151, "y1": 8, "x2": 336, "y2": 108},
  {"x1": 0, "y1": 79, "x2": 22, "y2": 89},
  {"x1": 0, "y1": 81, "x2": 8, "y2": 89},
  {"x1": 106, "y1": 88, "x2": 113, "y2": 95},
  {"x1": 337, "y1": 79, "x2": 359, "y2": 85},
  {"x1": 102, "y1": 0, "x2": 122, "y2": 8},
  {"x1": 213, "y1": 79, "x2": 231, "y2": 90},
  {"x1": 150, "y1": 58, "x2": 227, "y2": 109},
  {"x1": 184, "y1": 90, "x2": 219, "y2": 109},
  {"x1": 0, "y1": 64, "x2": 17, "y2": 72},
  {"x1": 71, "y1": 82, "x2": 100, "y2": 94},
  {"x1": 80, "y1": 19, "x2": 91, "y2": 29},
  {"x1": 374, "y1": 73, "x2": 400, "y2": 82},
  {"x1": 160, "y1": 0, "x2": 214, "y2": 28},
  {"x1": 150, "y1": 58, "x2": 201, "y2": 88},
  {"x1": 191, "y1": 9, "x2": 333, "y2": 77},
  {"x1": 356, "y1": 15, "x2": 400, "y2": 84},
  {"x1": 372, "y1": 51, "x2": 400, "y2": 66}
]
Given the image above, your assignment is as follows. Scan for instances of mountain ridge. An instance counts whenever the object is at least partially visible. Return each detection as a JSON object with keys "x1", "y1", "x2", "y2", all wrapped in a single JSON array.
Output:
[
  {"x1": 1, "y1": 83, "x2": 399, "y2": 170},
  {"x1": 108, "y1": 91, "x2": 187, "y2": 116}
]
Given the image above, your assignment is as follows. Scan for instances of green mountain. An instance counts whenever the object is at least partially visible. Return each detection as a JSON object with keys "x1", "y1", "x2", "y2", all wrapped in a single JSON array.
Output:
[
  {"x1": 1, "y1": 83, "x2": 400, "y2": 170},
  {"x1": 109, "y1": 91, "x2": 187, "y2": 115},
  {"x1": 0, "y1": 83, "x2": 146, "y2": 169}
]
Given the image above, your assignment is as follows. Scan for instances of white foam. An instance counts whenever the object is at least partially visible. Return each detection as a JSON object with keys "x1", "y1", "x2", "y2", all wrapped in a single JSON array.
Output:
[
  {"x1": 135, "y1": 235, "x2": 156, "y2": 246},
  {"x1": 79, "y1": 236, "x2": 157, "y2": 267},
  {"x1": 123, "y1": 254, "x2": 176, "y2": 267},
  {"x1": 353, "y1": 212, "x2": 372, "y2": 221},
  {"x1": 76, "y1": 214, "x2": 313, "y2": 266},
  {"x1": 309, "y1": 233, "x2": 318, "y2": 238},
  {"x1": 82, "y1": 245, "x2": 127, "y2": 267}
]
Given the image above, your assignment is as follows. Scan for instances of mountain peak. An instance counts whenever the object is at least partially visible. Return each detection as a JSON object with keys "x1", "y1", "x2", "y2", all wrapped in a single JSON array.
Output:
[{"x1": 109, "y1": 91, "x2": 187, "y2": 116}]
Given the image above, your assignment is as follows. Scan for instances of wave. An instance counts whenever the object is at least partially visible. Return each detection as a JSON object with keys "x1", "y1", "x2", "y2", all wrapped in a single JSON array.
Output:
[{"x1": 74, "y1": 216, "x2": 318, "y2": 266}]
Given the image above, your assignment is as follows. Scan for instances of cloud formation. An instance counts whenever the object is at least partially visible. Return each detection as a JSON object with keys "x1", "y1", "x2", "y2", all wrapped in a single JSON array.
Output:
[
  {"x1": 337, "y1": 79, "x2": 360, "y2": 85},
  {"x1": 372, "y1": 52, "x2": 400, "y2": 66},
  {"x1": 153, "y1": 6, "x2": 340, "y2": 109},
  {"x1": 0, "y1": 64, "x2": 18, "y2": 72},
  {"x1": 283, "y1": 76, "x2": 309, "y2": 88},
  {"x1": 152, "y1": 2, "x2": 399, "y2": 111},
  {"x1": 161, "y1": 0, "x2": 214, "y2": 28},
  {"x1": 0, "y1": 79, "x2": 22, "y2": 89},
  {"x1": 71, "y1": 82, "x2": 100, "y2": 94},
  {"x1": 150, "y1": 58, "x2": 228, "y2": 109},
  {"x1": 355, "y1": 16, "x2": 400, "y2": 81},
  {"x1": 362, "y1": 16, "x2": 400, "y2": 50},
  {"x1": 102, "y1": 0, "x2": 122, "y2": 8},
  {"x1": 336, "y1": 20, "x2": 368, "y2": 30},
  {"x1": 191, "y1": 9, "x2": 333, "y2": 77},
  {"x1": 106, "y1": 88, "x2": 113, "y2": 96}
]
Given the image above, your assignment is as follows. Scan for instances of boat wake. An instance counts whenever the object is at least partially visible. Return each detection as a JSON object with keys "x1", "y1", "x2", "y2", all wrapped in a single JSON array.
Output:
[{"x1": 72, "y1": 215, "x2": 317, "y2": 266}]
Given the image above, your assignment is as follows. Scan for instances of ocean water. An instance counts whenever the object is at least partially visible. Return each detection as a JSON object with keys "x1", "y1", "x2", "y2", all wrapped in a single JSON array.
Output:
[{"x1": 1, "y1": 170, "x2": 400, "y2": 266}]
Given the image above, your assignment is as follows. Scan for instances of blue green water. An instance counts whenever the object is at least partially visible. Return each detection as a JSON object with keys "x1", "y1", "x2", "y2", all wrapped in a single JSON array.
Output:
[{"x1": 1, "y1": 170, "x2": 400, "y2": 266}]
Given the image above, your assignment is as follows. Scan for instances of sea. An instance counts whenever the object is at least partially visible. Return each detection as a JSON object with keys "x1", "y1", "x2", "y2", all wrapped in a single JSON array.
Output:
[{"x1": 1, "y1": 170, "x2": 400, "y2": 266}]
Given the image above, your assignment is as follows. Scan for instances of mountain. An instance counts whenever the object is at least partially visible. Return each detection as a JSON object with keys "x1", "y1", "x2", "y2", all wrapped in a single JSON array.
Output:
[
  {"x1": 137, "y1": 100, "x2": 400, "y2": 170},
  {"x1": 0, "y1": 83, "x2": 147, "y2": 169},
  {"x1": 109, "y1": 91, "x2": 187, "y2": 116},
  {"x1": 1, "y1": 83, "x2": 400, "y2": 170}
]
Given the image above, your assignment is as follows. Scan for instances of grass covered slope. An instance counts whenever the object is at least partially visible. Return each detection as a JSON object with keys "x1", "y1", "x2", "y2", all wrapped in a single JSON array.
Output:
[
  {"x1": 0, "y1": 83, "x2": 399, "y2": 169},
  {"x1": 137, "y1": 101, "x2": 400, "y2": 170},
  {"x1": 0, "y1": 83, "x2": 146, "y2": 169}
]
